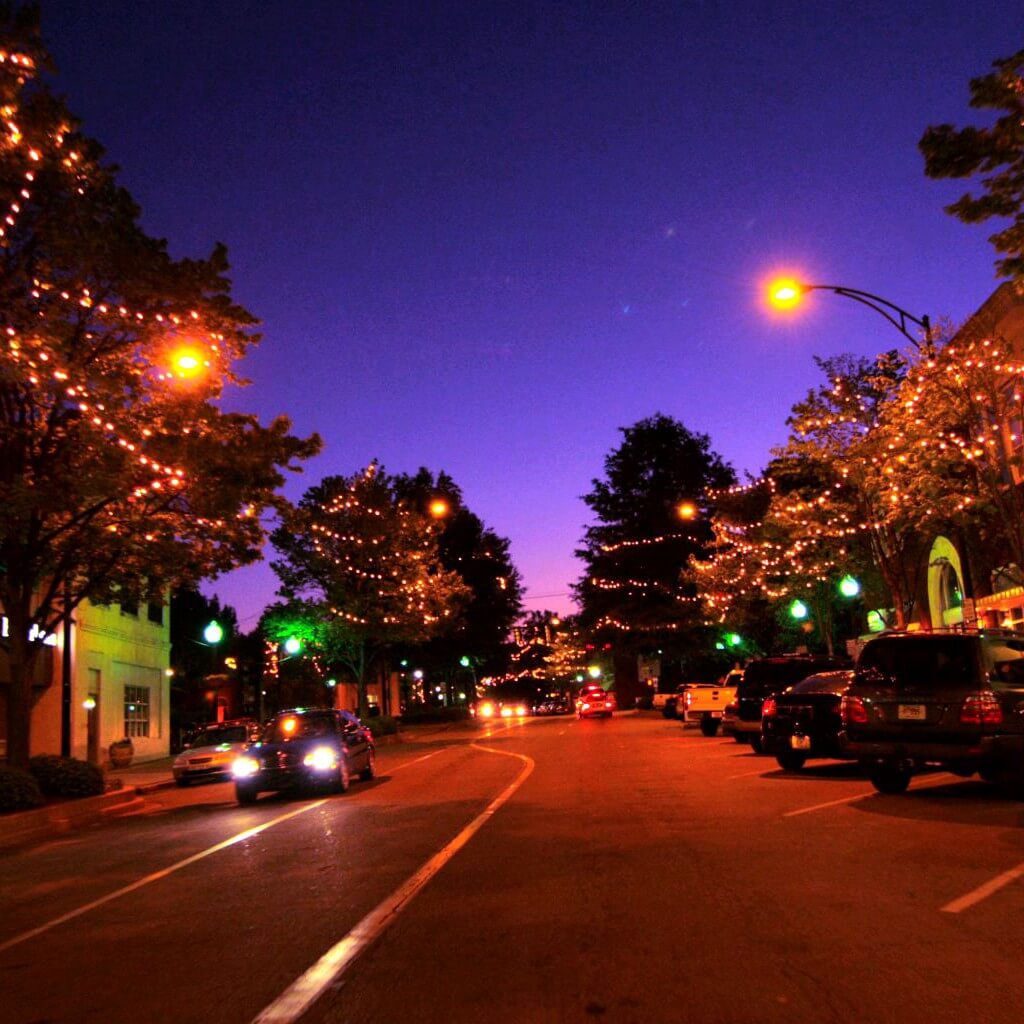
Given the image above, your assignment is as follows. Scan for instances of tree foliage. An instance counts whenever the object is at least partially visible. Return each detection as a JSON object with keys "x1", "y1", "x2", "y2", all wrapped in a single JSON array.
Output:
[
  {"x1": 0, "y1": 11, "x2": 319, "y2": 765},
  {"x1": 575, "y1": 414, "x2": 736, "y2": 662},
  {"x1": 920, "y1": 48, "x2": 1024, "y2": 281},
  {"x1": 270, "y1": 465, "x2": 471, "y2": 713}
]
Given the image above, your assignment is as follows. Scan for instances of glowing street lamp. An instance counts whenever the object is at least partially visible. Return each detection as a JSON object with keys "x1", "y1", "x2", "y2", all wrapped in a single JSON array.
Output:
[
  {"x1": 170, "y1": 346, "x2": 207, "y2": 379},
  {"x1": 676, "y1": 501, "x2": 698, "y2": 521},
  {"x1": 429, "y1": 498, "x2": 450, "y2": 518},
  {"x1": 789, "y1": 599, "x2": 809, "y2": 621},
  {"x1": 203, "y1": 620, "x2": 224, "y2": 645},
  {"x1": 283, "y1": 636, "x2": 302, "y2": 655},
  {"x1": 766, "y1": 277, "x2": 931, "y2": 349},
  {"x1": 838, "y1": 575, "x2": 862, "y2": 598}
]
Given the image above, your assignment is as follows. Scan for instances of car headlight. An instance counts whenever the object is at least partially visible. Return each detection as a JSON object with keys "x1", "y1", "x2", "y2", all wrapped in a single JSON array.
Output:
[
  {"x1": 232, "y1": 756, "x2": 260, "y2": 779},
  {"x1": 516, "y1": 705, "x2": 527, "y2": 716},
  {"x1": 303, "y1": 746, "x2": 339, "y2": 771},
  {"x1": 479, "y1": 702, "x2": 495, "y2": 718},
  {"x1": 500, "y1": 706, "x2": 513, "y2": 718}
]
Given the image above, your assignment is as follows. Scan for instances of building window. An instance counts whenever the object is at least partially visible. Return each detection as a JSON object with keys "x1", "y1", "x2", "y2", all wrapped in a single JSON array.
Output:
[
  {"x1": 124, "y1": 685, "x2": 150, "y2": 738},
  {"x1": 120, "y1": 597, "x2": 138, "y2": 617},
  {"x1": 147, "y1": 600, "x2": 163, "y2": 625}
]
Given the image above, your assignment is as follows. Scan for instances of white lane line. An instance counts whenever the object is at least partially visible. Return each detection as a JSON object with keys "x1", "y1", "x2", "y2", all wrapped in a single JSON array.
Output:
[
  {"x1": 250, "y1": 742, "x2": 535, "y2": 1024},
  {"x1": 0, "y1": 746, "x2": 451, "y2": 956},
  {"x1": 0, "y1": 799, "x2": 328, "y2": 955},
  {"x1": 783, "y1": 773, "x2": 953, "y2": 818},
  {"x1": 942, "y1": 862, "x2": 1024, "y2": 914}
]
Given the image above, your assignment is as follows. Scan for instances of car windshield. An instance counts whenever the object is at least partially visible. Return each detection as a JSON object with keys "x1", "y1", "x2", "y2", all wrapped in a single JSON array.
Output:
[
  {"x1": 741, "y1": 661, "x2": 831, "y2": 691},
  {"x1": 263, "y1": 712, "x2": 336, "y2": 742},
  {"x1": 189, "y1": 725, "x2": 249, "y2": 747}
]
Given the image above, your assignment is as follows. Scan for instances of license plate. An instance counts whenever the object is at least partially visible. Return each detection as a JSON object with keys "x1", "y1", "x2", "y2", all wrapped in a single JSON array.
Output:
[
  {"x1": 898, "y1": 704, "x2": 926, "y2": 721},
  {"x1": 790, "y1": 735, "x2": 812, "y2": 751}
]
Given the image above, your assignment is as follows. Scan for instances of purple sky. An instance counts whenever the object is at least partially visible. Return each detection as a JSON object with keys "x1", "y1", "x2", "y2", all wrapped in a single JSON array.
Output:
[{"x1": 43, "y1": 1, "x2": 1016, "y2": 630}]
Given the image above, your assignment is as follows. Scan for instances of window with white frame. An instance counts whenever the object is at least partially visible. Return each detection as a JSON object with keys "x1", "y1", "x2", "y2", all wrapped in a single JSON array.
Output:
[{"x1": 124, "y1": 685, "x2": 150, "y2": 738}]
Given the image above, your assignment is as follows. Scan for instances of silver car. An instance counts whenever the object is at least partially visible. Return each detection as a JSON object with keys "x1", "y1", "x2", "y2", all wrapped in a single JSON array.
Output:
[{"x1": 173, "y1": 719, "x2": 261, "y2": 786}]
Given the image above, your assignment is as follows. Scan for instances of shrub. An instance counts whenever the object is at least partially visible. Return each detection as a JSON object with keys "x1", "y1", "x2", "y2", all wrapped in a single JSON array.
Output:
[
  {"x1": 0, "y1": 766, "x2": 44, "y2": 813},
  {"x1": 29, "y1": 754, "x2": 105, "y2": 799},
  {"x1": 365, "y1": 715, "x2": 399, "y2": 737}
]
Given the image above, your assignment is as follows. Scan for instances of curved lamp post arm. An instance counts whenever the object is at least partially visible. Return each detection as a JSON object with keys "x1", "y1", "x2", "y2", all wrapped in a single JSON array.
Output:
[{"x1": 806, "y1": 284, "x2": 932, "y2": 350}]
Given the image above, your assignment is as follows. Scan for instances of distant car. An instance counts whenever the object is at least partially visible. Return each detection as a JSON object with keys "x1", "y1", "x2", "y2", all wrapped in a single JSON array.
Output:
[
  {"x1": 761, "y1": 670, "x2": 855, "y2": 771},
  {"x1": 576, "y1": 689, "x2": 616, "y2": 718},
  {"x1": 471, "y1": 681, "x2": 542, "y2": 720},
  {"x1": 231, "y1": 708, "x2": 375, "y2": 805},
  {"x1": 535, "y1": 692, "x2": 572, "y2": 715},
  {"x1": 172, "y1": 719, "x2": 261, "y2": 786},
  {"x1": 842, "y1": 630, "x2": 1024, "y2": 794}
]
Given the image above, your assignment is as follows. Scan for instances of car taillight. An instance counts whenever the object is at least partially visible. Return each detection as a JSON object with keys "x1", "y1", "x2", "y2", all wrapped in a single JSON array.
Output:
[
  {"x1": 724, "y1": 702, "x2": 737, "y2": 716},
  {"x1": 960, "y1": 692, "x2": 1003, "y2": 726},
  {"x1": 761, "y1": 697, "x2": 777, "y2": 718},
  {"x1": 841, "y1": 695, "x2": 868, "y2": 725},
  {"x1": 684, "y1": 691, "x2": 693, "y2": 706}
]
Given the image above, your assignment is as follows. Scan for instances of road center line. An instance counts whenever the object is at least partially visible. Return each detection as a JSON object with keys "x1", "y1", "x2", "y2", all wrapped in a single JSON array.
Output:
[
  {"x1": 250, "y1": 742, "x2": 535, "y2": 1024},
  {"x1": 941, "y1": 861, "x2": 1024, "y2": 913},
  {"x1": 0, "y1": 746, "x2": 451, "y2": 956},
  {"x1": 783, "y1": 773, "x2": 953, "y2": 817}
]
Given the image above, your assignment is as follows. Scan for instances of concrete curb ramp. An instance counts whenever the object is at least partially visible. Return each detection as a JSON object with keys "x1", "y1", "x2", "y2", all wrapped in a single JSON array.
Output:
[{"x1": 0, "y1": 788, "x2": 143, "y2": 853}]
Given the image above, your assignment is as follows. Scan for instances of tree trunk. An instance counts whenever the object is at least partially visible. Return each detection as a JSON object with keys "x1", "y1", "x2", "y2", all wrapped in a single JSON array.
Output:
[{"x1": 5, "y1": 625, "x2": 37, "y2": 769}]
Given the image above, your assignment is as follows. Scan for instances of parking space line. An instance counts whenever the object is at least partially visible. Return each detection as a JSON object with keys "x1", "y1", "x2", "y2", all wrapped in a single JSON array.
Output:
[
  {"x1": 782, "y1": 773, "x2": 953, "y2": 818},
  {"x1": 250, "y1": 742, "x2": 535, "y2": 1024},
  {"x1": 727, "y1": 767, "x2": 771, "y2": 779},
  {"x1": 941, "y1": 862, "x2": 1024, "y2": 914}
]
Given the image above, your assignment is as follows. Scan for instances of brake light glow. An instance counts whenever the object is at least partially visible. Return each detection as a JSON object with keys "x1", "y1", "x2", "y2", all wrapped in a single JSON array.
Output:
[
  {"x1": 761, "y1": 697, "x2": 777, "y2": 718},
  {"x1": 840, "y1": 695, "x2": 868, "y2": 725},
  {"x1": 960, "y1": 692, "x2": 1003, "y2": 726}
]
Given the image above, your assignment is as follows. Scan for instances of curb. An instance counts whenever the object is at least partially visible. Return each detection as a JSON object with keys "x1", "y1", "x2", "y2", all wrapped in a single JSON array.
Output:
[{"x1": 0, "y1": 787, "x2": 140, "y2": 853}]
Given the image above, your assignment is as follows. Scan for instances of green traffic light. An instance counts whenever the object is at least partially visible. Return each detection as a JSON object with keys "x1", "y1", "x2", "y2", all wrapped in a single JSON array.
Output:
[
  {"x1": 203, "y1": 620, "x2": 224, "y2": 645},
  {"x1": 789, "y1": 600, "x2": 809, "y2": 620},
  {"x1": 839, "y1": 575, "x2": 861, "y2": 598},
  {"x1": 283, "y1": 636, "x2": 302, "y2": 655},
  {"x1": 726, "y1": 632, "x2": 741, "y2": 647},
  {"x1": 459, "y1": 656, "x2": 471, "y2": 668}
]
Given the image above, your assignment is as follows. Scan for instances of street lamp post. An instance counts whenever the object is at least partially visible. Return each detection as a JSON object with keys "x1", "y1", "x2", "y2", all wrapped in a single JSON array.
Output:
[{"x1": 768, "y1": 279, "x2": 932, "y2": 350}]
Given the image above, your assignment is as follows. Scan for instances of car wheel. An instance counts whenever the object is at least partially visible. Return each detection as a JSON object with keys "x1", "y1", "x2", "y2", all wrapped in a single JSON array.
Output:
[
  {"x1": 868, "y1": 762, "x2": 912, "y2": 794},
  {"x1": 335, "y1": 757, "x2": 351, "y2": 794},
  {"x1": 235, "y1": 783, "x2": 258, "y2": 806},
  {"x1": 359, "y1": 749, "x2": 376, "y2": 781},
  {"x1": 750, "y1": 735, "x2": 766, "y2": 755},
  {"x1": 700, "y1": 717, "x2": 720, "y2": 737},
  {"x1": 776, "y1": 750, "x2": 807, "y2": 772}
]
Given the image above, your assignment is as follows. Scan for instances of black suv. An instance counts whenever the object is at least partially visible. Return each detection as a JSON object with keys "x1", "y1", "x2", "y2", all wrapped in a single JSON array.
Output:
[
  {"x1": 841, "y1": 631, "x2": 1024, "y2": 794},
  {"x1": 731, "y1": 654, "x2": 851, "y2": 753}
]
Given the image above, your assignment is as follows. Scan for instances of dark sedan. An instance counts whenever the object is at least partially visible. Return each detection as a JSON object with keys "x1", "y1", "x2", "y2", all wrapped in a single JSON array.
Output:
[
  {"x1": 231, "y1": 707, "x2": 375, "y2": 805},
  {"x1": 761, "y1": 670, "x2": 855, "y2": 771}
]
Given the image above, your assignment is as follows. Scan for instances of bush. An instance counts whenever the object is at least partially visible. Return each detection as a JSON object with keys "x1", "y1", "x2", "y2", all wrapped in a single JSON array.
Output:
[
  {"x1": 0, "y1": 766, "x2": 45, "y2": 813},
  {"x1": 29, "y1": 754, "x2": 105, "y2": 799},
  {"x1": 365, "y1": 715, "x2": 399, "y2": 737}
]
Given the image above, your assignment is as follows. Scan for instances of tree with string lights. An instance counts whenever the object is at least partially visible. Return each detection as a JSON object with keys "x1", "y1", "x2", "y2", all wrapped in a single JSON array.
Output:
[
  {"x1": 574, "y1": 414, "x2": 736, "y2": 687},
  {"x1": 876, "y1": 328, "x2": 1024, "y2": 589},
  {"x1": 0, "y1": 12, "x2": 320, "y2": 766},
  {"x1": 270, "y1": 465, "x2": 471, "y2": 715}
]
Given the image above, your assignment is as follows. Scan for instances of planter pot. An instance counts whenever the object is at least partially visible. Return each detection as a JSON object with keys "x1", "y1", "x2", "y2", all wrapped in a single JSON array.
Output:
[{"x1": 108, "y1": 740, "x2": 134, "y2": 768}]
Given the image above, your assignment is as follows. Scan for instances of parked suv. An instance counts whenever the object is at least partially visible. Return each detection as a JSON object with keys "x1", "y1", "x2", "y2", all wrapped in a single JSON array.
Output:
[
  {"x1": 842, "y1": 630, "x2": 1024, "y2": 794},
  {"x1": 732, "y1": 655, "x2": 851, "y2": 752}
]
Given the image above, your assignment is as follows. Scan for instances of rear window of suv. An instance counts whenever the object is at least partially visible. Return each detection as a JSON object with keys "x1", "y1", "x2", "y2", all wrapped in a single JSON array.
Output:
[
  {"x1": 857, "y1": 636, "x2": 975, "y2": 690},
  {"x1": 741, "y1": 659, "x2": 846, "y2": 693}
]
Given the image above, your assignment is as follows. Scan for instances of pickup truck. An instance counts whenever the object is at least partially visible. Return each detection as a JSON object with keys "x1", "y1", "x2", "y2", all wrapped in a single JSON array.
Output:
[
  {"x1": 653, "y1": 685, "x2": 691, "y2": 718},
  {"x1": 680, "y1": 671, "x2": 743, "y2": 736}
]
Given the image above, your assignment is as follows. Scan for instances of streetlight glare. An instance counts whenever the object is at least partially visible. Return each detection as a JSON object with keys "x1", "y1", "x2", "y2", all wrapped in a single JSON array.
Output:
[
  {"x1": 768, "y1": 277, "x2": 805, "y2": 310},
  {"x1": 429, "y1": 498, "x2": 450, "y2": 518},
  {"x1": 677, "y1": 501, "x2": 697, "y2": 521},
  {"x1": 203, "y1": 620, "x2": 224, "y2": 645},
  {"x1": 171, "y1": 347, "x2": 205, "y2": 378}
]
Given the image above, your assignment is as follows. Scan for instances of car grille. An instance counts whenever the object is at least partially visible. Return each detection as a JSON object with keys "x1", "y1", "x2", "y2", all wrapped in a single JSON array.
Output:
[
  {"x1": 188, "y1": 756, "x2": 214, "y2": 765},
  {"x1": 263, "y1": 751, "x2": 299, "y2": 770}
]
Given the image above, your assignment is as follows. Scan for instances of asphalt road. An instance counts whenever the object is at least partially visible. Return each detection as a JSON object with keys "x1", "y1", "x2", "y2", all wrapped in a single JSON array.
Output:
[{"x1": 2, "y1": 713, "x2": 1023, "y2": 1024}]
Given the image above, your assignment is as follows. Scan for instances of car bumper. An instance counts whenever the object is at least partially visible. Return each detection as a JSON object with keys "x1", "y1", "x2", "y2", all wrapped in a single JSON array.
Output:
[
  {"x1": 731, "y1": 719, "x2": 761, "y2": 736},
  {"x1": 841, "y1": 733, "x2": 1021, "y2": 766}
]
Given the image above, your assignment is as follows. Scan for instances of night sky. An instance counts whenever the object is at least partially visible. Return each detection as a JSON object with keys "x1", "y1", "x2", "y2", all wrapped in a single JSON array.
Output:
[{"x1": 41, "y1": 1, "x2": 1018, "y2": 629}]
